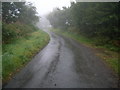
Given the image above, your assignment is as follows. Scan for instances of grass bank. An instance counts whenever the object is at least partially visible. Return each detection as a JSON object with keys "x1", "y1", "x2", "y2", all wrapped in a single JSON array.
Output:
[
  {"x1": 2, "y1": 30, "x2": 50, "y2": 84},
  {"x1": 52, "y1": 28, "x2": 119, "y2": 76}
]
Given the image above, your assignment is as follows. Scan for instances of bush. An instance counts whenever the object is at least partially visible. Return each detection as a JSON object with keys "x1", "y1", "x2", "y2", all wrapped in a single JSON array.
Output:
[{"x1": 2, "y1": 22, "x2": 38, "y2": 44}]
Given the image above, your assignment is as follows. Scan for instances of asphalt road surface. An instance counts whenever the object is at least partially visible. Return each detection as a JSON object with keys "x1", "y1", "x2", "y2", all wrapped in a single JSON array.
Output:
[{"x1": 5, "y1": 30, "x2": 118, "y2": 88}]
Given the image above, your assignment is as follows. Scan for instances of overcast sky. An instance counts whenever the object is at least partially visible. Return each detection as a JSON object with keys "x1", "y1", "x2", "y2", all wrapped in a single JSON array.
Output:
[
  {"x1": 26, "y1": 0, "x2": 76, "y2": 16},
  {"x1": 25, "y1": 0, "x2": 119, "y2": 16}
]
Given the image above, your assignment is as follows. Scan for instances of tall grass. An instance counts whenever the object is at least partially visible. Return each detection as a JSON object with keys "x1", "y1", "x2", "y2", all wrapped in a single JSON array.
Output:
[
  {"x1": 2, "y1": 30, "x2": 49, "y2": 83},
  {"x1": 2, "y1": 22, "x2": 38, "y2": 44}
]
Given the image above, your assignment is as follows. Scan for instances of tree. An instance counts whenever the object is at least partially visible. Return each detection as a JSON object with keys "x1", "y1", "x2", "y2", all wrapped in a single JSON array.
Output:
[
  {"x1": 47, "y1": 2, "x2": 119, "y2": 46},
  {"x1": 2, "y1": 2, "x2": 39, "y2": 24}
]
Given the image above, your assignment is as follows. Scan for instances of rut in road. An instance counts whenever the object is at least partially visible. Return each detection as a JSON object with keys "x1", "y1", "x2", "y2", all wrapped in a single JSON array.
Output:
[{"x1": 4, "y1": 31, "x2": 118, "y2": 88}]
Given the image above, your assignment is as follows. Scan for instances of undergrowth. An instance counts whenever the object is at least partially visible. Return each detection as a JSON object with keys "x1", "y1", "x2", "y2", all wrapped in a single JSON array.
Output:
[{"x1": 2, "y1": 30, "x2": 49, "y2": 83}]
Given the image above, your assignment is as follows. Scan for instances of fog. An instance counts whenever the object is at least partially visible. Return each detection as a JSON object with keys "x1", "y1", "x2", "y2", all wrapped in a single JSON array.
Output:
[
  {"x1": 27, "y1": 0, "x2": 119, "y2": 30},
  {"x1": 26, "y1": 0, "x2": 76, "y2": 30},
  {"x1": 36, "y1": 16, "x2": 51, "y2": 31},
  {"x1": 26, "y1": 0, "x2": 75, "y2": 16},
  {"x1": 26, "y1": 0, "x2": 119, "y2": 16}
]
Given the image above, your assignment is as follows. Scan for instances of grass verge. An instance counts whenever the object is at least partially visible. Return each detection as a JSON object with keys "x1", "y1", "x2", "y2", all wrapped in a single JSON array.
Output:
[
  {"x1": 52, "y1": 28, "x2": 119, "y2": 76},
  {"x1": 2, "y1": 30, "x2": 50, "y2": 84}
]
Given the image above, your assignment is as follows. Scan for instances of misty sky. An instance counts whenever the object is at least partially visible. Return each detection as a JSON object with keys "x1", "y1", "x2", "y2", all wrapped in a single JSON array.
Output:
[
  {"x1": 26, "y1": 0, "x2": 76, "y2": 16},
  {"x1": 26, "y1": 0, "x2": 120, "y2": 16}
]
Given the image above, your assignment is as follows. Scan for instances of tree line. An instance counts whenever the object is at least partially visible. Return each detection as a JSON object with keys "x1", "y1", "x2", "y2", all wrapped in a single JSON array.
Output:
[
  {"x1": 2, "y1": 2, "x2": 39, "y2": 43},
  {"x1": 47, "y1": 2, "x2": 120, "y2": 48}
]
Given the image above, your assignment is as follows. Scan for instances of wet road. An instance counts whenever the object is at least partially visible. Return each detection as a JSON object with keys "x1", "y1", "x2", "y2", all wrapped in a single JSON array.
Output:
[{"x1": 5, "y1": 30, "x2": 118, "y2": 88}]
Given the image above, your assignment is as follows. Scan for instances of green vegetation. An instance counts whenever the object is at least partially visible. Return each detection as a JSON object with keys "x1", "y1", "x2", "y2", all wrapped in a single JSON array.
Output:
[
  {"x1": 2, "y1": 22, "x2": 39, "y2": 44},
  {"x1": 3, "y1": 29, "x2": 49, "y2": 83},
  {"x1": 2, "y1": 2, "x2": 39, "y2": 24},
  {"x1": 2, "y1": 2, "x2": 50, "y2": 84},
  {"x1": 2, "y1": 2, "x2": 39, "y2": 44},
  {"x1": 47, "y1": 2, "x2": 120, "y2": 51},
  {"x1": 47, "y1": 2, "x2": 119, "y2": 75},
  {"x1": 52, "y1": 28, "x2": 118, "y2": 75}
]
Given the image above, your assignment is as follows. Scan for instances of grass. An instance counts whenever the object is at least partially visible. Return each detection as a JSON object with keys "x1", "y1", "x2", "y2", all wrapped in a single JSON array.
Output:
[
  {"x1": 52, "y1": 28, "x2": 119, "y2": 76},
  {"x1": 2, "y1": 30, "x2": 50, "y2": 83}
]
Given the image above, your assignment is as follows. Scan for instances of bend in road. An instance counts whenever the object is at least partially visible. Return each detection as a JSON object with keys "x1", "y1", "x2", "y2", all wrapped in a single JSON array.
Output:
[{"x1": 5, "y1": 30, "x2": 118, "y2": 88}]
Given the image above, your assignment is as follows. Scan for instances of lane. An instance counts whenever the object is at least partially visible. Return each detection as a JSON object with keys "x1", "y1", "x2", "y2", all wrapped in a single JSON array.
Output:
[{"x1": 5, "y1": 30, "x2": 118, "y2": 88}]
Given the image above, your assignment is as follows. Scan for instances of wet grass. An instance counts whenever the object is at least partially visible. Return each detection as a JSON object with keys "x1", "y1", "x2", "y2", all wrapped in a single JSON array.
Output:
[
  {"x1": 52, "y1": 28, "x2": 119, "y2": 76},
  {"x1": 2, "y1": 30, "x2": 50, "y2": 83}
]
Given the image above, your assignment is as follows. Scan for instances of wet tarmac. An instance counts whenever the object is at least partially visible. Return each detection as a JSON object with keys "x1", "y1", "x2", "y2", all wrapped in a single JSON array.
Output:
[{"x1": 4, "y1": 30, "x2": 118, "y2": 88}]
